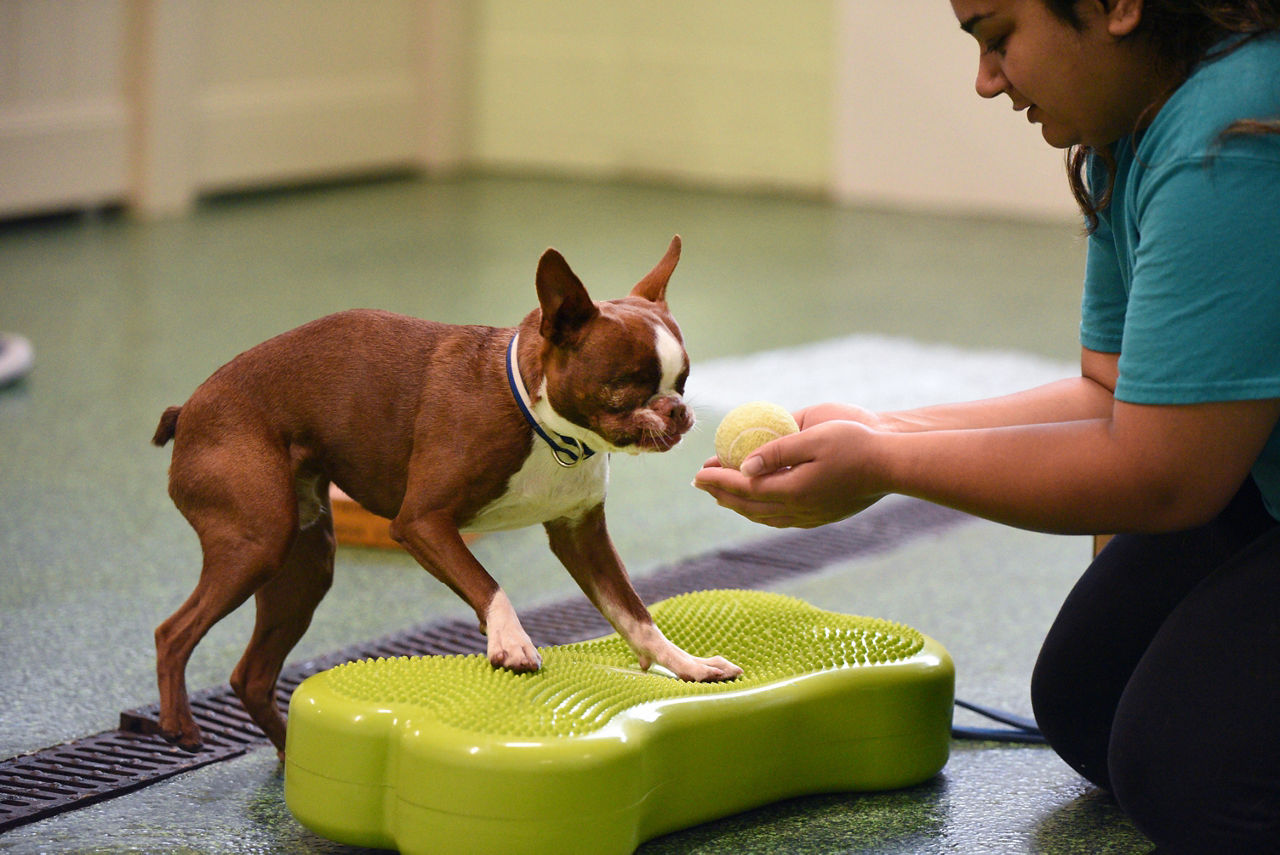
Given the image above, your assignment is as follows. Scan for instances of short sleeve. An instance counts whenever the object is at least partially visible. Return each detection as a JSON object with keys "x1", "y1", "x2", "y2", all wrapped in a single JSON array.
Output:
[
  {"x1": 1115, "y1": 141, "x2": 1280, "y2": 405},
  {"x1": 1079, "y1": 212, "x2": 1127, "y2": 355}
]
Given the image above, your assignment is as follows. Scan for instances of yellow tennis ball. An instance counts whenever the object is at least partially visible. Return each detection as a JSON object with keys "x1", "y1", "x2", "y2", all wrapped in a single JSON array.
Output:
[{"x1": 714, "y1": 401, "x2": 799, "y2": 470}]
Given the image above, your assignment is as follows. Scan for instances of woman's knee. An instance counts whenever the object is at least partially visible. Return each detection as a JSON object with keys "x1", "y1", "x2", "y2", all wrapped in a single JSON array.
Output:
[
  {"x1": 1030, "y1": 642, "x2": 1113, "y2": 790},
  {"x1": 1109, "y1": 720, "x2": 1280, "y2": 854},
  {"x1": 1108, "y1": 537, "x2": 1280, "y2": 855}
]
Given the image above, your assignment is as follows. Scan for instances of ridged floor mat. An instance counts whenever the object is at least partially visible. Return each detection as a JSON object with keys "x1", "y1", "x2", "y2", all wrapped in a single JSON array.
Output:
[{"x1": 284, "y1": 590, "x2": 954, "y2": 854}]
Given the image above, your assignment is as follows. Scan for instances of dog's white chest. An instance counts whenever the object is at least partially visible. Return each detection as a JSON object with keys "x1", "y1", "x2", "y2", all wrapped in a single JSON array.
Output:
[{"x1": 462, "y1": 447, "x2": 609, "y2": 533}]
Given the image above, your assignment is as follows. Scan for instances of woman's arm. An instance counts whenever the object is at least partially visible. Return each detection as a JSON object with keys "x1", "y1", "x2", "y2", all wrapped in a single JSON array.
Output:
[
  {"x1": 798, "y1": 348, "x2": 1118, "y2": 434},
  {"x1": 885, "y1": 348, "x2": 1118, "y2": 431},
  {"x1": 875, "y1": 396, "x2": 1279, "y2": 533},
  {"x1": 694, "y1": 349, "x2": 1280, "y2": 535}
]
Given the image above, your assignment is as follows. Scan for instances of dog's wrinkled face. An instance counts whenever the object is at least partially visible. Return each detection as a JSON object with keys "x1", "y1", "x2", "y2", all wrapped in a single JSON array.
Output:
[
  {"x1": 541, "y1": 297, "x2": 693, "y2": 454},
  {"x1": 531, "y1": 236, "x2": 693, "y2": 455}
]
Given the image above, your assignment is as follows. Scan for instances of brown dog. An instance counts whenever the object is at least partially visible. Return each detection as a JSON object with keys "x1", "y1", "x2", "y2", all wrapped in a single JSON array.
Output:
[{"x1": 151, "y1": 236, "x2": 741, "y2": 755}]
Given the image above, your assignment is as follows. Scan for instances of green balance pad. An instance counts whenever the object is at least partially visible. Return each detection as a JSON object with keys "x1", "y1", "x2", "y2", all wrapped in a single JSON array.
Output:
[{"x1": 284, "y1": 590, "x2": 954, "y2": 854}]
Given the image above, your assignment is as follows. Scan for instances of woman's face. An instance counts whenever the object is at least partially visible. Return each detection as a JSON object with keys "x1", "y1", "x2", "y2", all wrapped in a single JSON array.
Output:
[{"x1": 949, "y1": 0, "x2": 1165, "y2": 148}]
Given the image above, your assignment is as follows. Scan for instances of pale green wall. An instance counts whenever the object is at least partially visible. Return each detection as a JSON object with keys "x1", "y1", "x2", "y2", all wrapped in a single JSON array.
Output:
[{"x1": 469, "y1": 1, "x2": 835, "y2": 193}]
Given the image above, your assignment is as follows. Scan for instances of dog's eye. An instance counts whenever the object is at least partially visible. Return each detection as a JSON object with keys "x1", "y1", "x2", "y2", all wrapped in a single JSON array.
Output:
[{"x1": 600, "y1": 384, "x2": 635, "y2": 413}]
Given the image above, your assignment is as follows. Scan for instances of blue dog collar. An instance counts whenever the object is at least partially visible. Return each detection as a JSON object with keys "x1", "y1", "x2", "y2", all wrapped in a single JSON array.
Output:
[{"x1": 506, "y1": 333, "x2": 596, "y2": 468}]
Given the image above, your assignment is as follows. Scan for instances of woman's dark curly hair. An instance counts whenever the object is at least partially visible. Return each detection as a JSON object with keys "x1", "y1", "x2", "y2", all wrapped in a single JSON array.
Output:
[{"x1": 1042, "y1": 0, "x2": 1280, "y2": 231}]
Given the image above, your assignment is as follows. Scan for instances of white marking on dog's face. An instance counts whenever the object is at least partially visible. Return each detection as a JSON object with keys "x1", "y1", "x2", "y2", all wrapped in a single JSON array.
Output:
[{"x1": 653, "y1": 322, "x2": 686, "y2": 397}]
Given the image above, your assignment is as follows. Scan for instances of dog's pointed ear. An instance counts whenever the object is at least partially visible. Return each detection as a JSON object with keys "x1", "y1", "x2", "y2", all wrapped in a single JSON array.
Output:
[
  {"x1": 536, "y1": 248, "x2": 599, "y2": 347},
  {"x1": 630, "y1": 235, "x2": 681, "y2": 304}
]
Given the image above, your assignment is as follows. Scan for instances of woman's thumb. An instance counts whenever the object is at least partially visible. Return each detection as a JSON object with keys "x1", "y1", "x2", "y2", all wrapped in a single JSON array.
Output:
[{"x1": 740, "y1": 433, "x2": 803, "y2": 477}]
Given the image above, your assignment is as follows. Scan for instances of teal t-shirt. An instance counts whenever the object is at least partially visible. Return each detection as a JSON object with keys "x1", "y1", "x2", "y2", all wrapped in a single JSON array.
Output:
[{"x1": 1079, "y1": 33, "x2": 1280, "y2": 520}]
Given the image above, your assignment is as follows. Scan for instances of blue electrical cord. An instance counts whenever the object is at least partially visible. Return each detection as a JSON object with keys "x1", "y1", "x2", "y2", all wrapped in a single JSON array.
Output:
[{"x1": 952, "y1": 698, "x2": 1047, "y2": 744}]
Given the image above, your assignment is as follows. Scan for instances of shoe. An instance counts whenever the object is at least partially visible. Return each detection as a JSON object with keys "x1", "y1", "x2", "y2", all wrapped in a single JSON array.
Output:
[{"x1": 0, "y1": 333, "x2": 34, "y2": 387}]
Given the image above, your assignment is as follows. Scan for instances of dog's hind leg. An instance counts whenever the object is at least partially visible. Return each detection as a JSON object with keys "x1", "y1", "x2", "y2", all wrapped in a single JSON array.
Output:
[
  {"x1": 230, "y1": 499, "x2": 335, "y2": 757},
  {"x1": 155, "y1": 439, "x2": 298, "y2": 751}
]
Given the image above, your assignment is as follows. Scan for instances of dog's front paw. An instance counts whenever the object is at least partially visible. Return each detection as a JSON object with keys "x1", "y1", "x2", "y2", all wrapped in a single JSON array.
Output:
[
  {"x1": 675, "y1": 654, "x2": 743, "y2": 683},
  {"x1": 631, "y1": 626, "x2": 743, "y2": 683},
  {"x1": 482, "y1": 592, "x2": 542, "y2": 672},
  {"x1": 648, "y1": 645, "x2": 742, "y2": 682},
  {"x1": 487, "y1": 632, "x2": 543, "y2": 673}
]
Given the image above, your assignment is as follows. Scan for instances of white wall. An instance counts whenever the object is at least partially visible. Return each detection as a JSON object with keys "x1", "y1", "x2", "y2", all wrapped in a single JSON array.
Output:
[
  {"x1": 0, "y1": 1, "x2": 1078, "y2": 222},
  {"x1": 832, "y1": 2, "x2": 1076, "y2": 220},
  {"x1": 193, "y1": 2, "x2": 422, "y2": 192},
  {"x1": 467, "y1": 2, "x2": 835, "y2": 193},
  {"x1": 128, "y1": 0, "x2": 430, "y2": 217},
  {"x1": 0, "y1": 0, "x2": 435, "y2": 219},
  {"x1": 0, "y1": 1, "x2": 131, "y2": 218}
]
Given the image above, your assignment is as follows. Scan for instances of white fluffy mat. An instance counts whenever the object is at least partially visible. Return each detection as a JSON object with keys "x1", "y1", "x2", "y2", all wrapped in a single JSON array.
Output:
[{"x1": 688, "y1": 335, "x2": 1075, "y2": 414}]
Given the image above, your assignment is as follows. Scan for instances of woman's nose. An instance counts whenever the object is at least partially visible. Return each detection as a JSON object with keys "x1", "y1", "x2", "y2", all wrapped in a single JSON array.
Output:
[{"x1": 975, "y1": 53, "x2": 1006, "y2": 99}]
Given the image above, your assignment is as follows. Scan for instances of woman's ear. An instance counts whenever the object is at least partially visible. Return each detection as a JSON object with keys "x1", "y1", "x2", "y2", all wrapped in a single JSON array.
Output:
[{"x1": 1105, "y1": 0, "x2": 1144, "y2": 38}]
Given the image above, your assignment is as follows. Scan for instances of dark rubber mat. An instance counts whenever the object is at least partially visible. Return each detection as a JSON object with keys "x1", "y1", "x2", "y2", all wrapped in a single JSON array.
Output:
[{"x1": 0, "y1": 499, "x2": 971, "y2": 832}]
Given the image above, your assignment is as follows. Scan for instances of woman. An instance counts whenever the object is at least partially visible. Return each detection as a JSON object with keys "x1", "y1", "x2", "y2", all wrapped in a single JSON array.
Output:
[{"x1": 694, "y1": 1, "x2": 1280, "y2": 850}]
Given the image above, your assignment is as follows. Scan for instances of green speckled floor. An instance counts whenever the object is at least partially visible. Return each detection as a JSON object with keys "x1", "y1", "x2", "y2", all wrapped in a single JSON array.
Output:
[{"x1": 0, "y1": 175, "x2": 1153, "y2": 852}]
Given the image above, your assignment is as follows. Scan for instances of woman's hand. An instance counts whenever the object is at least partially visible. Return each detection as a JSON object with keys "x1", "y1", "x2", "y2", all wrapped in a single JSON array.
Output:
[{"x1": 693, "y1": 418, "x2": 889, "y2": 528}]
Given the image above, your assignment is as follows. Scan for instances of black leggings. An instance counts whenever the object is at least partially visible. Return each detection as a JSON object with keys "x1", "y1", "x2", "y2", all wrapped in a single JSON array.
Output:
[{"x1": 1031, "y1": 479, "x2": 1280, "y2": 854}]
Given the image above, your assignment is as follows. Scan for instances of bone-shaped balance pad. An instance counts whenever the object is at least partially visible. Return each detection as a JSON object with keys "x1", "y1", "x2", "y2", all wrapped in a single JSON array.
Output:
[{"x1": 284, "y1": 589, "x2": 954, "y2": 854}]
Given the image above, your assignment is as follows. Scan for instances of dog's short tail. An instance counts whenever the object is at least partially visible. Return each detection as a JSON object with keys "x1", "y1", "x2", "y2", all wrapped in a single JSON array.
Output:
[{"x1": 152, "y1": 406, "x2": 181, "y2": 446}]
